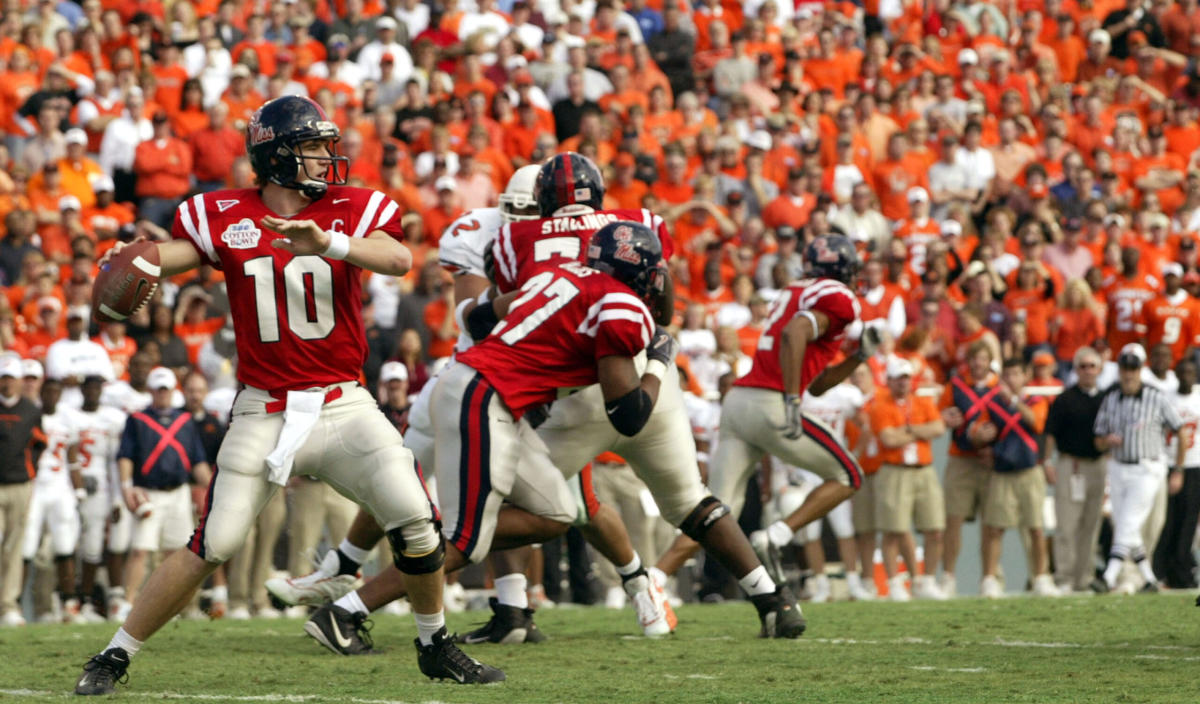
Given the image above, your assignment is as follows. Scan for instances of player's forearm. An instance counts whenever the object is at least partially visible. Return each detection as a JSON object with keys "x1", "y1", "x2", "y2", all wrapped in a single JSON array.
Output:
[
  {"x1": 157, "y1": 239, "x2": 204, "y2": 277},
  {"x1": 345, "y1": 234, "x2": 412, "y2": 276},
  {"x1": 779, "y1": 318, "x2": 811, "y2": 396},
  {"x1": 808, "y1": 354, "x2": 861, "y2": 396},
  {"x1": 118, "y1": 458, "x2": 134, "y2": 485},
  {"x1": 912, "y1": 419, "x2": 946, "y2": 440},
  {"x1": 1176, "y1": 430, "x2": 1190, "y2": 468}
]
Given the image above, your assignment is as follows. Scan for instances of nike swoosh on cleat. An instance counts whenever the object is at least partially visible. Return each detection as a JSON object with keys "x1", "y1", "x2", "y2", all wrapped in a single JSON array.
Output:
[
  {"x1": 460, "y1": 633, "x2": 491, "y2": 644},
  {"x1": 330, "y1": 614, "x2": 354, "y2": 649}
]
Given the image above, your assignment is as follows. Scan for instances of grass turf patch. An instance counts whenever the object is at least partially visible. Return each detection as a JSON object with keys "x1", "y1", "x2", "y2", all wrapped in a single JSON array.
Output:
[{"x1": 1, "y1": 594, "x2": 1195, "y2": 703}]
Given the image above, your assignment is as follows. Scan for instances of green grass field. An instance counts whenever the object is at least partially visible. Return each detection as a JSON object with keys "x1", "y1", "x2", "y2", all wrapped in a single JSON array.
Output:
[{"x1": 1, "y1": 594, "x2": 1196, "y2": 703}]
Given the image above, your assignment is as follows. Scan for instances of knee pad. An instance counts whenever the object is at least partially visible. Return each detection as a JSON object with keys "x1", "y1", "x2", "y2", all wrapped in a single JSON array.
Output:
[
  {"x1": 679, "y1": 496, "x2": 730, "y2": 542},
  {"x1": 387, "y1": 520, "x2": 445, "y2": 575}
]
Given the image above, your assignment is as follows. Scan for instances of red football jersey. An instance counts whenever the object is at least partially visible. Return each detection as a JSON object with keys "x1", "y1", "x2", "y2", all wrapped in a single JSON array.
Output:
[
  {"x1": 491, "y1": 208, "x2": 674, "y2": 294},
  {"x1": 458, "y1": 261, "x2": 655, "y2": 419},
  {"x1": 737, "y1": 277, "x2": 861, "y2": 394},
  {"x1": 171, "y1": 186, "x2": 404, "y2": 391}
]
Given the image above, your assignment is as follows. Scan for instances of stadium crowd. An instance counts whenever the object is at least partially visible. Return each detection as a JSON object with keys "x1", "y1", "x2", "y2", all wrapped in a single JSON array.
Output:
[{"x1": 3, "y1": 0, "x2": 1200, "y2": 626}]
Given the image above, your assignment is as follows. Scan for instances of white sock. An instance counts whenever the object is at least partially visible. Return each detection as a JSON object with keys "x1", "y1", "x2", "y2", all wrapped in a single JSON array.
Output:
[
  {"x1": 414, "y1": 611, "x2": 445, "y2": 646},
  {"x1": 493, "y1": 573, "x2": 529, "y2": 609},
  {"x1": 766, "y1": 520, "x2": 794, "y2": 548},
  {"x1": 616, "y1": 554, "x2": 643, "y2": 578},
  {"x1": 338, "y1": 539, "x2": 370, "y2": 566},
  {"x1": 1102, "y1": 557, "x2": 1123, "y2": 587},
  {"x1": 1135, "y1": 556, "x2": 1158, "y2": 584},
  {"x1": 105, "y1": 627, "x2": 143, "y2": 657},
  {"x1": 334, "y1": 590, "x2": 369, "y2": 615},
  {"x1": 739, "y1": 565, "x2": 777, "y2": 596},
  {"x1": 210, "y1": 585, "x2": 228, "y2": 603}
]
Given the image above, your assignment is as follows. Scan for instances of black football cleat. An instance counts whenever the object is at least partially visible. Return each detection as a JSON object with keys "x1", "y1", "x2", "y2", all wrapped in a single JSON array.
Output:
[
  {"x1": 74, "y1": 647, "x2": 130, "y2": 695},
  {"x1": 304, "y1": 604, "x2": 375, "y2": 655},
  {"x1": 417, "y1": 627, "x2": 506, "y2": 683},
  {"x1": 751, "y1": 586, "x2": 807, "y2": 639},
  {"x1": 455, "y1": 597, "x2": 545, "y2": 644},
  {"x1": 1090, "y1": 578, "x2": 1111, "y2": 594}
]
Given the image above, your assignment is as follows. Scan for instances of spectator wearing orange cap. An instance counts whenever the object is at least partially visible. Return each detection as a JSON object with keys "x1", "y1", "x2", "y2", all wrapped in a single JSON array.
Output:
[{"x1": 606, "y1": 153, "x2": 649, "y2": 209}]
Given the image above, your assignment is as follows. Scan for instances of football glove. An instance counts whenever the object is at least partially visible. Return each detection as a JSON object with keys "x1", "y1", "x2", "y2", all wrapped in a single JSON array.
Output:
[
  {"x1": 647, "y1": 326, "x2": 679, "y2": 367},
  {"x1": 780, "y1": 393, "x2": 804, "y2": 440},
  {"x1": 856, "y1": 325, "x2": 882, "y2": 360}
]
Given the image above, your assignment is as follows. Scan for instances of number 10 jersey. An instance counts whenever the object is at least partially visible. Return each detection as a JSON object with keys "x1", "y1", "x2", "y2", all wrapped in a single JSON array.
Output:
[{"x1": 171, "y1": 186, "x2": 406, "y2": 391}]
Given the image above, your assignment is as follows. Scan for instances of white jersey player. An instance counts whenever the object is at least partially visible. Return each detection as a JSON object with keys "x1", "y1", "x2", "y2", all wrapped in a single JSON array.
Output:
[
  {"x1": 766, "y1": 382, "x2": 868, "y2": 602},
  {"x1": 23, "y1": 378, "x2": 86, "y2": 622},
  {"x1": 74, "y1": 376, "x2": 127, "y2": 621},
  {"x1": 45, "y1": 307, "x2": 116, "y2": 409}
]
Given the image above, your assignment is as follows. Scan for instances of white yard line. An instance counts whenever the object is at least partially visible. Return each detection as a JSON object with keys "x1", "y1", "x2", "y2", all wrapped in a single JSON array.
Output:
[
  {"x1": 910, "y1": 666, "x2": 987, "y2": 673},
  {"x1": 803, "y1": 636, "x2": 1199, "y2": 652},
  {"x1": 0, "y1": 689, "x2": 451, "y2": 704}
]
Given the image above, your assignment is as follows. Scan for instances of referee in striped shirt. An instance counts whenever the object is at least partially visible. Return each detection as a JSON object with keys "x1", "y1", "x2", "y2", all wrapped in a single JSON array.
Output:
[{"x1": 1092, "y1": 343, "x2": 1189, "y2": 593}]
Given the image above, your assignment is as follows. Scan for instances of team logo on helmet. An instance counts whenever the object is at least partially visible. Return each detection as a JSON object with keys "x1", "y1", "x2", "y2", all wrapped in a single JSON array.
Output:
[
  {"x1": 248, "y1": 119, "x2": 275, "y2": 146},
  {"x1": 812, "y1": 238, "x2": 839, "y2": 263},
  {"x1": 612, "y1": 225, "x2": 641, "y2": 264}
]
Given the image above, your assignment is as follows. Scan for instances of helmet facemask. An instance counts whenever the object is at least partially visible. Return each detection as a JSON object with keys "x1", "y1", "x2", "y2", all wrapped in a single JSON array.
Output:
[{"x1": 275, "y1": 137, "x2": 349, "y2": 199}]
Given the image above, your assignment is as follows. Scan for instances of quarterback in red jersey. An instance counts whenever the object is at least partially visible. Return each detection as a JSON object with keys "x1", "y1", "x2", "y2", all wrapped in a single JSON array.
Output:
[{"x1": 75, "y1": 97, "x2": 503, "y2": 697}]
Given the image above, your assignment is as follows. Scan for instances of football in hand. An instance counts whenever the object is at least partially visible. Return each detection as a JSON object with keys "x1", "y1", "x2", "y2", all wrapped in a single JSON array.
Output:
[{"x1": 92, "y1": 241, "x2": 161, "y2": 323}]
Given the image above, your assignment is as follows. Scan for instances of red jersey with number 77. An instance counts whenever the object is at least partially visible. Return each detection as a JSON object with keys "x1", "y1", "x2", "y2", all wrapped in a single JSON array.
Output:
[
  {"x1": 170, "y1": 186, "x2": 405, "y2": 391},
  {"x1": 737, "y1": 277, "x2": 862, "y2": 394},
  {"x1": 491, "y1": 208, "x2": 674, "y2": 294},
  {"x1": 457, "y1": 261, "x2": 654, "y2": 419}
]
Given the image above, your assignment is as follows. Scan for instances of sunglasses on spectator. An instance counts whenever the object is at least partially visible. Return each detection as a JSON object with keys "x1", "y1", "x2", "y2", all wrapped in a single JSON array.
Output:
[{"x1": 1077, "y1": 362, "x2": 1099, "y2": 369}]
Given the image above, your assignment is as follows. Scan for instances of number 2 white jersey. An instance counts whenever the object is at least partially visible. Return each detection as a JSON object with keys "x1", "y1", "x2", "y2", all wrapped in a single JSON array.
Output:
[
  {"x1": 439, "y1": 206, "x2": 505, "y2": 355},
  {"x1": 75, "y1": 406, "x2": 127, "y2": 488},
  {"x1": 1169, "y1": 388, "x2": 1200, "y2": 467},
  {"x1": 801, "y1": 382, "x2": 866, "y2": 444},
  {"x1": 36, "y1": 408, "x2": 82, "y2": 489}
]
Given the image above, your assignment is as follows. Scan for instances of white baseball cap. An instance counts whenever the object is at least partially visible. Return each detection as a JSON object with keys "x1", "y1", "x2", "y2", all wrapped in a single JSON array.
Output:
[
  {"x1": 66, "y1": 304, "x2": 90, "y2": 320},
  {"x1": 1118, "y1": 342, "x2": 1146, "y2": 367},
  {"x1": 1162, "y1": 261, "x2": 1184, "y2": 278},
  {"x1": 65, "y1": 128, "x2": 88, "y2": 146},
  {"x1": 743, "y1": 130, "x2": 772, "y2": 151},
  {"x1": 1089, "y1": 28, "x2": 1111, "y2": 46},
  {"x1": 58, "y1": 194, "x2": 81, "y2": 211},
  {"x1": 435, "y1": 176, "x2": 457, "y2": 192},
  {"x1": 957, "y1": 48, "x2": 979, "y2": 65},
  {"x1": 379, "y1": 361, "x2": 408, "y2": 383},
  {"x1": 93, "y1": 174, "x2": 115, "y2": 193},
  {"x1": 147, "y1": 367, "x2": 177, "y2": 390},
  {"x1": 886, "y1": 356, "x2": 915, "y2": 378},
  {"x1": 0, "y1": 356, "x2": 22, "y2": 379},
  {"x1": 906, "y1": 186, "x2": 929, "y2": 203},
  {"x1": 941, "y1": 220, "x2": 963, "y2": 237},
  {"x1": 22, "y1": 358, "x2": 43, "y2": 379}
]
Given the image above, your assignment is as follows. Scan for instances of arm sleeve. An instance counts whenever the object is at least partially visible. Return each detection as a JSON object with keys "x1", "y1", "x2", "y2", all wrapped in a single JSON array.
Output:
[
  {"x1": 592, "y1": 295, "x2": 655, "y2": 359},
  {"x1": 809, "y1": 285, "x2": 860, "y2": 340},
  {"x1": 173, "y1": 195, "x2": 220, "y2": 267},
  {"x1": 186, "y1": 422, "x2": 207, "y2": 470},
  {"x1": 116, "y1": 417, "x2": 136, "y2": 463},
  {"x1": 1093, "y1": 395, "x2": 1111, "y2": 436},
  {"x1": 364, "y1": 192, "x2": 404, "y2": 241},
  {"x1": 1161, "y1": 393, "x2": 1185, "y2": 432}
]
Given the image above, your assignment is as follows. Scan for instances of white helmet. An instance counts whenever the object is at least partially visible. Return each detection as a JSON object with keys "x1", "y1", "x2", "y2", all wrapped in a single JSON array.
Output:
[{"x1": 499, "y1": 165, "x2": 541, "y2": 223}]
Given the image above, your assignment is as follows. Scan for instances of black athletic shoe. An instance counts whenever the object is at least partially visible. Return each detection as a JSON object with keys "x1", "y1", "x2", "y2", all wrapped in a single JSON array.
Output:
[
  {"x1": 1090, "y1": 578, "x2": 1111, "y2": 594},
  {"x1": 303, "y1": 604, "x2": 375, "y2": 655},
  {"x1": 751, "y1": 586, "x2": 807, "y2": 639},
  {"x1": 74, "y1": 648, "x2": 130, "y2": 695},
  {"x1": 1139, "y1": 581, "x2": 1160, "y2": 594},
  {"x1": 456, "y1": 597, "x2": 545, "y2": 644},
  {"x1": 416, "y1": 627, "x2": 506, "y2": 683}
]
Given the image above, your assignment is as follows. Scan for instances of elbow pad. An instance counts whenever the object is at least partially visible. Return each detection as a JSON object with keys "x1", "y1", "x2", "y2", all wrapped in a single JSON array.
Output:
[
  {"x1": 605, "y1": 387, "x2": 654, "y2": 436},
  {"x1": 465, "y1": 300, "x2": 501, "y2": 341}
]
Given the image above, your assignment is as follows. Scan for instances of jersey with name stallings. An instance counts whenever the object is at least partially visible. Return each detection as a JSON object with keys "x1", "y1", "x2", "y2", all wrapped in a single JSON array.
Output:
[
  {"x1": 171, "y1": 186, "x2": 404, "y2": 391},
  {"x1": 737, "y1": 277, "x2": 861, "y2": 394},
  {"x1": 457, "y1": 261, "x2": 654, "y2": 419},
  {"x1": 491, "y1": 208, "x2": 674, "y2": 293}
]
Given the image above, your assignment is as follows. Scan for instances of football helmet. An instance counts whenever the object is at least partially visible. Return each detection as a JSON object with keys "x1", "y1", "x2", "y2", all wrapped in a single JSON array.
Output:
[
  {"x1": 804, "y1": 234, "x2": 861, "y2": 285},
  {"x1": 535, "y1": 152, "x2": 605, "y2": 217},
  {"x1": 246, "y1": 96, "x2": 349, "y2": 199},
  {"x1": 498, "y1": 165, "x2": 541, "y2": 224},
  {"x1": 587, "y1": 221, "x2": 666, "y2": 301}
]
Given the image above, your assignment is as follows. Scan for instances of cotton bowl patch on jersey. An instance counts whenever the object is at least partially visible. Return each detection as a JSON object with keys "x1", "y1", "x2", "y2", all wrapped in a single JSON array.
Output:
[
  {"x1": 221, "y1": 219, "x2": 263, "y2": 249},
  {"x1": 92, "y1": 240, "x2": 161, "y2": 323}
]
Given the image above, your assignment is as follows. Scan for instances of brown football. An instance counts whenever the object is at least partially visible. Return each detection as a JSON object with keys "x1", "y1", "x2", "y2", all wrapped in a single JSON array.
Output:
[{"x1": 92, "y1": 241, "x2": 162, "y2": 323}]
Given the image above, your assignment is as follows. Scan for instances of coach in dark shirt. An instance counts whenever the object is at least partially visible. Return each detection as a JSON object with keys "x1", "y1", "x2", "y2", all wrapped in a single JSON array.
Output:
[
  {"x1": 0, "y1": 357, "x2": 40, "y2": 623},
  {"x1": 183, "y1": 372, "x2": 226, "y2": 466},
  {"x1": 551, "y1": 74, "x2": 600, "y2": 143},
  {"x1": 1043, "y1": 346, "x2": 1108, "y2": 592}
]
